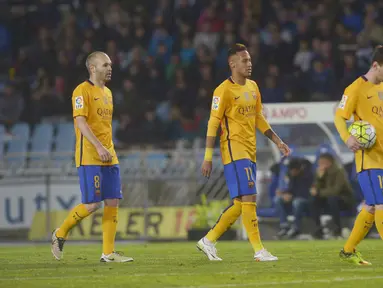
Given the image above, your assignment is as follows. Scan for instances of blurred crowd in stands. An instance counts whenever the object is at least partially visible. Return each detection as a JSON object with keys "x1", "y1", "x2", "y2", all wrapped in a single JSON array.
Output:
[{"x1": 0, "y1": 0, "x2": 382, "y2": 147}]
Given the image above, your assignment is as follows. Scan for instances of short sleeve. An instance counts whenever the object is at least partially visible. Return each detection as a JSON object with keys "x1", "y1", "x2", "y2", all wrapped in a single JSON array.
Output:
[
  {"x1": 72, "y1": 85, "x2": 89, "y2": 118},
  {"x1": 335, "y1": 85, "x2": 358, "y2": 120},
  {"x1": 206, "y1": 84, "x2": 228, "y2": 137},
  {"x1": 210, "y1": 84, "x2": 228, "y2": 120}
]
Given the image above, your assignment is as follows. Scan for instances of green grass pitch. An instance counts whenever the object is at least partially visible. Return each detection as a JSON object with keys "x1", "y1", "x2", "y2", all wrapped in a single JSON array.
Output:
[{"x1": 1, "y1": 240, "x2": 383, "y2": 288}]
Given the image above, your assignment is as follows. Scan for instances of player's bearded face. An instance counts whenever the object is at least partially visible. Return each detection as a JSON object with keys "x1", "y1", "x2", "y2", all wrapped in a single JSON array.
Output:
[
  {"x1": 96, "y1": 64, "x2": 112, "y2": 82},
  {"x1": 93, "y1": 58, "x2": 112, "y2": 82}
]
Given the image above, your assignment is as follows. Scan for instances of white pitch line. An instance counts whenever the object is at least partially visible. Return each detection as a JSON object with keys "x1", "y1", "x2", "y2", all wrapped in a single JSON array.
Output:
[
  {"x1": 173, "y1": 275, "x2": 383, "y2": 288},
  {"x1": 0, "y1": 268, "x2": 377, "y2": 281}
]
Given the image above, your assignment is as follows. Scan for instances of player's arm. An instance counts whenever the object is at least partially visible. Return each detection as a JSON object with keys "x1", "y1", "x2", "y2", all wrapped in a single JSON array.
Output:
[
  {"x1": 201, "y1": 86, "x2": 227, "y2": 178},
  {"x1": 334, "y1": 90, "x2": 361, "y2": 152},
  {"x1": 72, "y1": 90, "x2": 112, "y2": 162},
  {"x1": 255, "y1": 85, "x2": 290, "y2": 156}
]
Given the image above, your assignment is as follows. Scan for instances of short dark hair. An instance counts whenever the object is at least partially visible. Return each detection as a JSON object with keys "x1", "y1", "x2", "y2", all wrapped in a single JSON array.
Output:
[
  {"x1": 228, "y1": 43, "x2": 247, "y2": 58},
  {"x1": 288, "y1": 157, "x2": 302, "y2": 171},
  {"x1": 371, "y1": 45, "x2": 383, "y2": 65},
  {"x1": 318, "y1": 153, "x2": 335, "y2": 163}
]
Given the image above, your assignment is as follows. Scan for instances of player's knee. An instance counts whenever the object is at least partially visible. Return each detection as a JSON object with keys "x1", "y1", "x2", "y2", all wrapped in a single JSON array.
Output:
[
  {"x1": 374, "y1": 204, "x2": 383, "y2": 211},
  {"x1": 104, "y1": 198, "x2": 119, "y2": 207},
  {"x1": 85, "y1": 202, "x2": 102, "y2": 213},
  {"x1": 364, "y1": 204, "x2": 375, "y2": 214},
  {"x1": 240, "y1": 194, "x2": 256, "y2": 202}
]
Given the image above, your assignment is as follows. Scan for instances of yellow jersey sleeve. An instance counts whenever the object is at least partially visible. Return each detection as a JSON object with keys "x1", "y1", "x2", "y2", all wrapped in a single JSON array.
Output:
[
  {"x1": 72, "y1": 85, "x2": 90, "y2": 118},
  {"x1": 254, "y1": 82, "x2": 271, "y2": 134},
  {"x1": 335, "y1": 85, "x2": 359, "y2": 120},
  {"x1": 207, "y1": 84, "x2": 228, "y2": 137}
]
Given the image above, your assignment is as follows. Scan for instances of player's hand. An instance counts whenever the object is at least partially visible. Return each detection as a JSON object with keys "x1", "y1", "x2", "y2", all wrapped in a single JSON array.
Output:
[
  {"x1": 346, "y1": 135, "x2": 362, "y2": 153},
  {"x1": 96, "y1": 145, "x2": 113, "y2": 163},
  {"x1": 277, "y1": 141, "x2": 291, "y2": 157},
  {"x1": 201, "y1": 160, "x2": 212, "y2": 178}
]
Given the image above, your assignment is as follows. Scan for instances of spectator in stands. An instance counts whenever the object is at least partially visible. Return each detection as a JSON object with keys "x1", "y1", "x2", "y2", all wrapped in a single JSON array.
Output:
[
  {"x1": 310, "y1": 153, "x2": 354, "y2": 239},
  {"x1": 0, "y1": 82, "x2": 24, "y2": 131},
  {"x1": 275, "y1": 157, "x2": 313, "y2": 239},
  {"x1": 2, "y1": 0, "x2": 382, "y2": 147},
  {"x1": 306, "y1": 59, "x2": 335, "y2": 101},
  {"x1": 294, "y1": 40, "x2": 313, "y2": 73}
]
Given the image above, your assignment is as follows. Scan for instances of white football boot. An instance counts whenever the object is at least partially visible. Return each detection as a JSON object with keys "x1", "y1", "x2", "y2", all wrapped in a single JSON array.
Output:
[
  {"x1": 196, "y1": 237, "x2": 222, "y2": 261},
  {"x1": 254, "y1": 249, "x2": 278, "y2": 261},
  {"x1": 100, "y1": 251, "x2": 134, "y2": 263}
]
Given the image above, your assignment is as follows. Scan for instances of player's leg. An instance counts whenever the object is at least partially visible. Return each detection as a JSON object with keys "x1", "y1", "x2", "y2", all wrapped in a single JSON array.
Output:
[
  {"x1": 52, "y1": 165, "x2": 102, "y2": 260},
  {"x1": 367, "y1": 170, "x2": 383, "y2": 239},
  {"x1": 339, "y1": 170, "x2": 374, "y2": 265},
  {"x1": 196, "y1": 161, "x2": 243, "y2": 261},
  {"x1": 99, "y1": 165, "x2": 133, "y2": 263},
  {"x1": 239, "y1": 161, "x2": 277, "y2": 261}
]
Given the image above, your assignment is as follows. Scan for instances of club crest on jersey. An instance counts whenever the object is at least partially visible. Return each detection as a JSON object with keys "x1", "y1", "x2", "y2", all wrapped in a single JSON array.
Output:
[
  {"x1": 379, "y1": 91, "x2": 383, "y2": 101},
  {"x1": 212, "y1": 96, "x2": 220, "y2": 110},
  {"x1": 75, "y1": 96, "x2": 83, "y2": 110},
  {"x1": 338, "y1": 95, "x2": 347, "y2": 109},
  {"x1": 252, "y1": 91, "x2": 257, "y2": 100}
]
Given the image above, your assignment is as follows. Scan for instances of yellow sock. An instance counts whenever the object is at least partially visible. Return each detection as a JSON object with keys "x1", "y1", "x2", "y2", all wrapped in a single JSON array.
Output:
[
  {"x1": 56, "y1": 204, "x2": 91, "y2": 238},
  {"x1": 242, "y1": 202, "x2": 263, "y2": 252},
  {"x1": 206, "y1": 199, "x2": 242, "y2": 242},
  {"x1": 344, "y1": 208, "x2": 374, "y2": 253},
  {"x1": 103, "y1": 206, "x2": 118, "y2": 255},
  {"x1": 374, "y1": 210, "x2": 383, "y2": 240}
]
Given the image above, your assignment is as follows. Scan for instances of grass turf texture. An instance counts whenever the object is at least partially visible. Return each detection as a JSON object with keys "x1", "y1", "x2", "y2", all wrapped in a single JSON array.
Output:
[{"x1": 1, "y1": 240, "x2": 383, "y2": 288}]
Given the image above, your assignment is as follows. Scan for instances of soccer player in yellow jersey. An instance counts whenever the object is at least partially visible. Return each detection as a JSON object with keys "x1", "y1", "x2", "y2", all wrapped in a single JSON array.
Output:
[
  {"x1": 197, "y1": 44, "x2": 291, "y2": 261},
  {"x1": 335, "y1": 46, "x2": 383, "y2": 265},
  {"x1": 51, "y1": 52, "x2": 133, "y2": 263}
]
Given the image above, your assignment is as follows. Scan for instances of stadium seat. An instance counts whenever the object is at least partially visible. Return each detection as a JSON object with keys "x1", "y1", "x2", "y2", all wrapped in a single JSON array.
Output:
[
  {"x1": 119, "y1": 153, "x2": 141, "y2": 174},
  {"x1": 10, "y1": 123, "x2": 29, "y2": 140},
  {"x1": 53, "y1": 123, "x2": 75, "y2": 167},
  {"x1": 145, "y1": 152, "x2": 168, "y2": 171},
  {"x1": 6, "y1": 137, "x2": 28, "y2": 170},
  {"x1": 30, "y1": 123, "x2": 54, "y2": 161},
  {"x1": 4, "y1": 123, "x2": 30, "y2": 170}
]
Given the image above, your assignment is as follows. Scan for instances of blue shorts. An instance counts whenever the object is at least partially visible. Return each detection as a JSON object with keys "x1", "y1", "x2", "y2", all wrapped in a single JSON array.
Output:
[
  {"x1": 357, "y1": 169, "x2": 383, "y2": 205},
  {"x1": 224, "y1": 159, "x2": 257, "y2": 199},
  {"x1": 78, "y1": 165, "x2": 122, "y2": 204}
]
